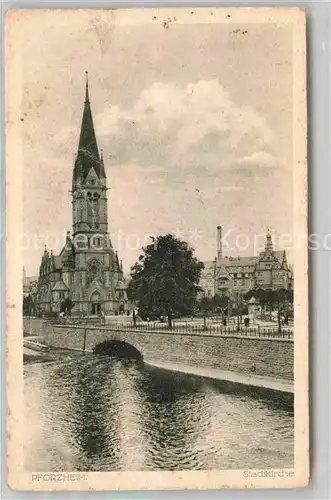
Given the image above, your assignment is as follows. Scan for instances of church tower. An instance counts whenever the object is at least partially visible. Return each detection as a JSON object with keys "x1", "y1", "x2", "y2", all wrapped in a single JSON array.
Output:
[{"x1": 70, "y1": 72, "x2": 123, "y2": 315}]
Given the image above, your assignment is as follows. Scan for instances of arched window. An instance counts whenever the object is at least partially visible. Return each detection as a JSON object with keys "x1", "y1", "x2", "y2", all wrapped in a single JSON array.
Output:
[
  {"x1": 80, "y1": 199, "x2": 84, "y2": 221},
  {"x1": 87, "y1": 192, "x2": 100, "y2": 226},
  {"x1": 87, "y1": 258, "x2": 103, "y2": 285},
  {"x1": 91, "y1": 291, "x2": 101, "y2": 302},
  {"x1": 92, "y1": 193, "x2": 100, "y2": 223},
  {"x1": 90, "y1": 291, "x2": 102, "y2": 315}
]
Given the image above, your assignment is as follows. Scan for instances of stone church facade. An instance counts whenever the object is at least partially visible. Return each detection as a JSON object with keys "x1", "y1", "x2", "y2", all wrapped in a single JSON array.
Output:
[{"x1": 36, "y1": 75, "x2": 127, "y2": 316}]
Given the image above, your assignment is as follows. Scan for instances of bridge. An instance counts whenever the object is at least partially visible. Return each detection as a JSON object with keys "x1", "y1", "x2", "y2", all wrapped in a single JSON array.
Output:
[{"x1": 23, "y1": 318, "x2": 294, "y2": 394}]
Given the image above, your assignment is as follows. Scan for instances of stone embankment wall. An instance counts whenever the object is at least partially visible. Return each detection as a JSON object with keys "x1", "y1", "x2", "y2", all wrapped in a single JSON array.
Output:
[{"x1": 23, "y1": 319, "x2": 294, "y2": 380}]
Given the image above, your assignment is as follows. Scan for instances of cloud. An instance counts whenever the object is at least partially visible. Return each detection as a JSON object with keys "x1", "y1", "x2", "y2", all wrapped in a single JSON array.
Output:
[
  {"x1": 236, "y1": 151, "x2": 279, "y2": 169},
  {"x1": 91, "y1": 80, "x2": 276, "y2": 174},
  {"x1": 52, "y1": 80, "x2": 280, "y2": 188},
  {"x1": 228, "y1": 150, "x2": 280, "y2": 177}
]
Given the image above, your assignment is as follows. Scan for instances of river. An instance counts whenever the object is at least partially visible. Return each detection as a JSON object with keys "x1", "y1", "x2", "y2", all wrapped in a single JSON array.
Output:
[{"x1": 24, "y1": 354, "x2": 294, "y2": 471}]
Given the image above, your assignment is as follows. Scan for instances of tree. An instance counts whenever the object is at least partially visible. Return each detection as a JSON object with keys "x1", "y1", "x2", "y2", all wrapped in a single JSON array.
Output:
[
  {"x1": 211, "y1": 294, "x2": 229, "y2": 314},
  {"x1": 244, "y1": 288, "x2": 272, "y2": 320},
  {"x1": 197, "y1": 296, "x2": 214, "y2": 330},
  {"x1": 244, "y1": 287, "x2": 293, "y2": 333},
  {"x1": 127, "y1": 234, "x2": 204, "y2": 329},
  {"x1": 23, "y1": 294, "x2": 35, "y2": 316},
  {"x1": 214, "y1": 294, "x2": 229, "y2": 325},
  {"x1": 60, "y1": 297, "x2": 75, "y2": 317},
  {"x1": 271, "y1": 288, "x2": 292, "y2": 333}
]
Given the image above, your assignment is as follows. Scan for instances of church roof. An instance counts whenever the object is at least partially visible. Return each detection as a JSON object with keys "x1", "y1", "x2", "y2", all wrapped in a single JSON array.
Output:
[
  {"x1": 274, "y1": 250, "x2": 286, "y2": 264},
  {"x1": 60, "y1": 233, "x2": 75, "y2": 262},
  {"x1": 73, "y1": 73, "x2": 105, "y2": 183},
  {"x1": 216, "y1": 256, "x2": 258, "y2": 269},
  {"x1": 53, "y1": 256, "x2": 63, "y2": 270}
]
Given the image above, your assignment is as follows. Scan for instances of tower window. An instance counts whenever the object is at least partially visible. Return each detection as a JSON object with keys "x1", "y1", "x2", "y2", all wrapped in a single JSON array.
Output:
[{"x1": 87, "y1": 192, "x2": 100, "y2": 225}]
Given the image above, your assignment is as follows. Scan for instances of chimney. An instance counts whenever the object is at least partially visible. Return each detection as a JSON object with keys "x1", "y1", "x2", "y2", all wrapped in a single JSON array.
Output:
[{"x1": 217, "y1": 226, "x2": 222, "y2": 259}]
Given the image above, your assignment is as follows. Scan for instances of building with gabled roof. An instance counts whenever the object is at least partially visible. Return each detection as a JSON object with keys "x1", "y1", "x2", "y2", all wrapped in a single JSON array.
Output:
[{"x1": 199, "y1": 227, "x2": 293, "y2": 299}]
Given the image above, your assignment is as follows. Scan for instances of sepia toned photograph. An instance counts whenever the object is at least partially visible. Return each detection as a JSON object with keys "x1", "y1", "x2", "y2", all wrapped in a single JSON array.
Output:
[{"x1": 6, "y1": 7, "x2": 308, "y2": 490}]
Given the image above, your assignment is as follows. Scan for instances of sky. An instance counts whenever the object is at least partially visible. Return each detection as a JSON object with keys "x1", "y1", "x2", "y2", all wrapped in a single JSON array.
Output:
[{"x1": 20, "y1": 11, "x2": 294, "y2": 276}]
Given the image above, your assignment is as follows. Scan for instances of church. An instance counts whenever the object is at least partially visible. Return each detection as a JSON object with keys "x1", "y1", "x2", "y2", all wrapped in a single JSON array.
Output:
[{"x1": 36, "y1": 74, "x2": 127, "y2": 316}]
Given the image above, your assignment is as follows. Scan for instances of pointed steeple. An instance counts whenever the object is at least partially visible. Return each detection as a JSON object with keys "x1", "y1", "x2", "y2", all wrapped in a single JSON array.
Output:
[
  {"x1": 100, "y1": 149, "x2": 106, "y2": 178},
  {"x1": 85, "y1": 70, "x2": 90, "y2": 103},
  {"x1": 115, "y1": 251, "x2": 120, "y2": 270},
  {"x1": 73, "y1": 72, "x2": 102, "y2": 183}
]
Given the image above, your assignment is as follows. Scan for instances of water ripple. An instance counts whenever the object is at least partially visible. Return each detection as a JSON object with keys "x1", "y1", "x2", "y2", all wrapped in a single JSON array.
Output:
[{"x1": 24, "y1": 355, "x2": 294, "y2": 471}]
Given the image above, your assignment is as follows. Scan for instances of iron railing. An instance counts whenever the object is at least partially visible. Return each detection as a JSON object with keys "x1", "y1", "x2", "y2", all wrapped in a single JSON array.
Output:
[{"x1": 102, "y1": 322, "x2": 293, "y2": 339}]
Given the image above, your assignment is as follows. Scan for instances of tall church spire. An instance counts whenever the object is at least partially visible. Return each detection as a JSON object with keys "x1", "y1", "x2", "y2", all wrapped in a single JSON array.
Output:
[
  {"x1": 85, "y1": 70, "x2": 90, "y2": 103},
  {"x1": 73, "y1": 72, "x2": 103, "y2": 183},
  {"x1": 100, "y1": 148, "x2": 106, "y2": 178}
]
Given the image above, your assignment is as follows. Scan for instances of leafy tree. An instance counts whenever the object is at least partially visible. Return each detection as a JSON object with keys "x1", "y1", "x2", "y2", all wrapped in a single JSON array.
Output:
[
  {"x1": 245, "y1": 288, "x2": 273, "y2": 320},
  {"x1": 23, "y1": 294, "x2": 35, "y2": 316},
  {"x1": 127, "y1": 234, "x2": 204, "y2": 329},
  {"x1": 60, "y1": 297, "x2": 75, "y2": 317},
  {"x1": 212, "y1": 294, "x2": 229, "y2": 315},
  {"x1": 244, "y1": 287, "x2": 293, "y2": 332},
  {"x1": 197, "y1": 296, "x2": 214, "y2": 330},
  {"x1": 271, "y1": 288, "x2": 293, "y2": 333}
]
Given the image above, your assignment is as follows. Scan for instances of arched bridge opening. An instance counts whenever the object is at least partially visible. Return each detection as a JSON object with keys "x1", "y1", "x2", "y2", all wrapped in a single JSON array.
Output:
[{"x1": 93, "y1": 340, "x2": 143, "y2": 361}]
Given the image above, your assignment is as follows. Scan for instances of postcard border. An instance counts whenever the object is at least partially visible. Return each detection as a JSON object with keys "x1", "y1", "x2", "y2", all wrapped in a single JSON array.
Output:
[{"x1": 5, "y1": 6, "x2": 308, "y2": 491}]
